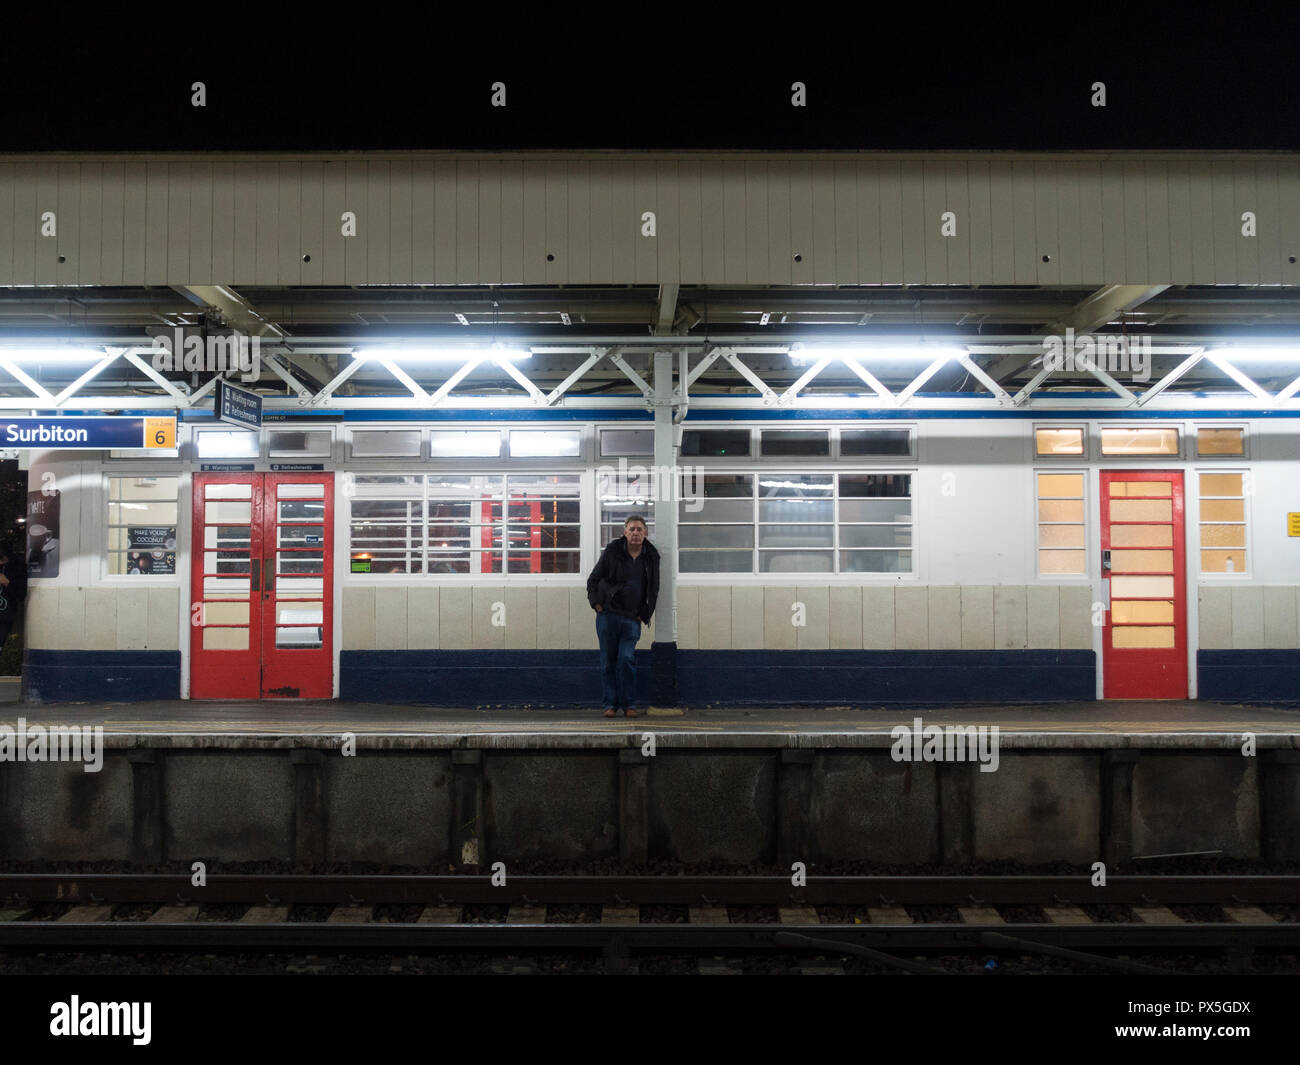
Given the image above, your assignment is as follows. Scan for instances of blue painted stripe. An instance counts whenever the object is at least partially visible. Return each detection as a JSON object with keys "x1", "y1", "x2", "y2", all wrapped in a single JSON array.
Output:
[
  {"x1": 21, "y1": 649, "x2": 181, "y2": 703},
  {"x1": 678, "y1": 649, "x2": 1095, "y2": 705},
  {"x1": 340, "y1": 649, "x2": 651, "y2": 706},
  {"x1": 48, "y1": 403, "x2": 1300, "y2": 423},
  {"x1": 340, "y1": 648, "x2": 1096, "y2": 707},
  {"x1": 1197, "y1": 650, "x2": 1300, "y2": 704},
  {"x1": 175, "y1": 407, "x2": 1300, "y2": 423}
]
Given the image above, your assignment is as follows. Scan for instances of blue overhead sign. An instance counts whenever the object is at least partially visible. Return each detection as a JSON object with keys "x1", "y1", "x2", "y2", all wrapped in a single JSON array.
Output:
[
  {"x1": 216, "y1": 379, "x2": 262, "y2": 430},
  {"x1": 1, "y1": 416, "x2": 176, "y2": 450}
]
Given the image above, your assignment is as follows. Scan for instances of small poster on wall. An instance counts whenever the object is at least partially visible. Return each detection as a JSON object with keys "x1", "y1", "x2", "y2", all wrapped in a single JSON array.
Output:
[
  {"x1": 127, "y1": 526, "x2": 177, "y2": 574},
  {"x1": 26, "y1": 489, "x2": 60, "y2": 578}
]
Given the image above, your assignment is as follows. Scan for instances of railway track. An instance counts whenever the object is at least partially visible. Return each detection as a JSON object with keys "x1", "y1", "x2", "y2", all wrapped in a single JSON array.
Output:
[{"x1": 2, "y1": 875, "x2": 1297, "y2": 973}]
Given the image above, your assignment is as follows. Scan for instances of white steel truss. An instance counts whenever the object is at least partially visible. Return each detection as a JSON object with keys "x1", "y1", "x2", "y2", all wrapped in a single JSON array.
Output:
[{"x1": 0, "y1": 338, "x2": 1298, "y2": 414}]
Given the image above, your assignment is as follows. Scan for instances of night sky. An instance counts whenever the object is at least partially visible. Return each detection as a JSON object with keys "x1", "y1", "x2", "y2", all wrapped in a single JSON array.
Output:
[{"x1": 0, "y1": 9, "x2": 1295, "y2": 152}]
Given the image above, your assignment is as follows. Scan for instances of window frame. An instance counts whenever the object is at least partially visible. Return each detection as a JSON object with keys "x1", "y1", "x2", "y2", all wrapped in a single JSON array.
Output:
[
  {"x1": 676, "y1": 467, "x2": 917, "y2": 579},
  {"x1": 1193, "y1": 423, "x2": 1249, "y2": 460},
  {"x1": 1196, "y1": 466, "x2": 1252, "y2": 580},
  {"x1": 1098, "y1": 423, "x2": 1183, "y2": 460},
  {"x1": 347, "y1": 470, "x2": 584, "y2": 580},
  {"x1": 1034, "y1": 467, "x2": 1090, "y2": 580},
  {"x1": 1032, "y1": 423, "x2": 1088, "y2": 460},
  {"x1": 102, "y1": 471, "x2": 183, "y2": 582}
]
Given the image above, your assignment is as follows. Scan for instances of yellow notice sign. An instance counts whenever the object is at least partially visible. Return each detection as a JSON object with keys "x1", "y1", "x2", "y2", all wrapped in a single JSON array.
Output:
[
  {"x1": 1289, "y1": 513, "x2": 1300, "y2": 537},
  {"x1": 144, "y1": 417, "x2": 177, "y2": 449}
]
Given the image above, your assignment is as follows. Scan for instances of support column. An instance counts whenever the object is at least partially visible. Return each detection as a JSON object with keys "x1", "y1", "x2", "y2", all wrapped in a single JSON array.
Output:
[
  {"x1": 291, "y1": 748, "x2": 325, "y2": 867},
  {"x1": 129, "y1": 749, "x2": 164, "y2": 864},
  {"x1": 451, "y1": 749, "x2": 484, "y2": 869},
  {"x1": 777, "y1": 750, "x2": 814, "y2": 866},
  {"x1": 1261, "y1": 750, "x2": 1300, "y2": 863},
  {"x1": 937, "y1": 762, "x2": 975, "y2": 865},
  {"x1": 1101, "y1": 750, "x2": 1139, "y2": 868},
  {"x1": 650, "y1": 350, "x2": 678, "y2": 707},
  {"x1": 618, "y1": 748, "x2": 649, "y2": 864}
]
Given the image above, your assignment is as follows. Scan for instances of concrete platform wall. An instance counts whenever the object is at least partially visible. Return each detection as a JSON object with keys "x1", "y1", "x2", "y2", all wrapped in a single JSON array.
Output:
[{"x1": 2, "y1": 745, "x2": 1294, "y2": 867}]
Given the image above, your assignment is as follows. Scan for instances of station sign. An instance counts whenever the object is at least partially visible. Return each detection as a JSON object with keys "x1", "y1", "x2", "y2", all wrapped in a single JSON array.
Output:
[
  {"x1": 1, "y1": 416, "x2": 176, "y2": 450},
  {"x1": 215, "y1": 378, "x2": 262, "y2": 430}
]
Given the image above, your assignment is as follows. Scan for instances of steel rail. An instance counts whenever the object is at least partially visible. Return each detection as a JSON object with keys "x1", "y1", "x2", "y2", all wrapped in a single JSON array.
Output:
[
  {"x1": 3, "y1": 874, "x2": 1299, "y2": 906},
  {"x1": 0, "y1": 922, "x2": 1294, "y2": 953}
]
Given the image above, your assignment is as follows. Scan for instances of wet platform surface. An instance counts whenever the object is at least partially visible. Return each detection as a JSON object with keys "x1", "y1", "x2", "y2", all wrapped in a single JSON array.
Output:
[{"x1": 2, "y1": 686, "x2": 1299, "y2": 749}]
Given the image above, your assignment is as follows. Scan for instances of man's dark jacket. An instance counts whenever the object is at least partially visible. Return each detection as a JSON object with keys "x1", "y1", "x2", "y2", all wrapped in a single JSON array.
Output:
[{"x1": 586, "y1": 536, "x2": 659, "y2": 622}]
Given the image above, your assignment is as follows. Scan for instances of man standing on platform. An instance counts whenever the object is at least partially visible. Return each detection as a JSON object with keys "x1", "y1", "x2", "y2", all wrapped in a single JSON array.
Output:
[{"x1": 587, "y1": 515, "x2": 659, "y2": 718}]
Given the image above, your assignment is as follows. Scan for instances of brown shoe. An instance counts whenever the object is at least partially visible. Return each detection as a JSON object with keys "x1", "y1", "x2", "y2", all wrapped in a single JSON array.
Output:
[
  {"x1": 624, "y1": 708, "x2": 640, "y2": 717},
  {"x1": 604, "y1": 707, "x2": 618, "y2": 718}
]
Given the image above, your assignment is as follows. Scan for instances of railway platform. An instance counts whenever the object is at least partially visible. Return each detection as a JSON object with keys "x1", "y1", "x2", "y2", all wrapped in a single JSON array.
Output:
[{"x1": 2, "y1": 697, "x2": 1298, "y2": 871}]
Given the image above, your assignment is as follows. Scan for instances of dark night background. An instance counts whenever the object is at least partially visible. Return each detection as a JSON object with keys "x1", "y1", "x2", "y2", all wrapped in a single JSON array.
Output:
[{"x1": 0, "y1": 8, "x2": 1295, "y2": 151}]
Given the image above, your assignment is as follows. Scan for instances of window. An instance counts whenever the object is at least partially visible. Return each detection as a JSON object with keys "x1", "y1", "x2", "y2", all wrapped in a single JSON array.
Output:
[
  {"x1": 599, "y1": 429, "x2": 653, "y2": 457},
  {"x1": 837, "y1": 474, "x2": 913, "y2": 573},
  {"x1": 840, "y1": 428, "x2": 913, "y2": 457},
  {"x1": 1037, "y1": 472, "x2": 1086, "y2": 575},
  {"x1": 196, "y1": 429, "x2": 259, "y2": 459},
  {"x1": 1197, "y1": 427, "x2": 1245, "y2": 457},
  {"x1": 679, "y1": 474, "x2": 754, "y2": 573},
  {"x1": 350, "y1": 429, "x2": 421, "y2": 458},
  {"x1": 1035, "y1": 427, "x2": 1085, "y2": 456},
  {"x1": 507, "y1": 430, "x2": 580, "y2": 458},
  {"x1": 1100, "y1": 427, "x2": 1178, "y2": 456},
  {"x1": 1199, "y1": 472, "x2": 1247, "y2": 573},
  {"x1": 677, "y1": 471, "x2": 913, "y2": 575},
  {"x1": 597, "y1": 465, "x2": 656, "y2": 546},
  {"x1": 681, "y1": 429, "x2": 749, "y2": 457},
  {"x1": 429, "y1": 431, "x2": 500, "y2": 458},
  {"x1": 760, "y1": 472, "x2": 834, "y2": 572},
  {"x1": 107, "y1": 476, "x2": 180, "y2": 575},
  {"x1": 268, "y1": 429, "x2": 331, "y2": 458},
  {"x1": 350, "y1": 473, "x2": 581, "y2": 575},
  {"x1": 760, "y1": 429, "x2": 829, "y2": 457}
]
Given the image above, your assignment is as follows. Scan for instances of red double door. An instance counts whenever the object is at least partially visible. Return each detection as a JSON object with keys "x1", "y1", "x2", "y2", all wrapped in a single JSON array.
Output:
[
  {"x1": 190, "y1": 472, "x2": 333, "y2": 699},
  {"x1": 1100, "y1": 470, "x2": 1187, "y2": 699}
]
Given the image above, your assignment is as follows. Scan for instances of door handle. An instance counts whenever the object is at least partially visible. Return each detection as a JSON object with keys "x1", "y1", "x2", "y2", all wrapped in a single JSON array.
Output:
[
  {"x1": 1102, "y1": 549, "x2": 1112, "y2": 572},
  {"x1": 250, "y1": 557, "x2": 260, "y2": 593},
  {"x1": 265, "y1": 559, "x2": 275, "y2": 598}
]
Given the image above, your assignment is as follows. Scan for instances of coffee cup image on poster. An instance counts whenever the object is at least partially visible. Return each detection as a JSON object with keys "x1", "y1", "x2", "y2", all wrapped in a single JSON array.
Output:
[
  {"x1": 26, "y1": 489, "x2": 60, "y2": 577},
  {"x1": 126, "y1": 526, "x2": 177, "y2": 574}
]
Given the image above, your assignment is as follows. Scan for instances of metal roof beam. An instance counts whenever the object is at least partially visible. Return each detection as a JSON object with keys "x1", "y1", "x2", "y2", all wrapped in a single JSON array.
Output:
[
  {"x1": 1136, "y1": 351, "x2": 1206, "y2": 406},
  {"x1": 655, "y1": 284, "x2": 679, "y2": 335},
  {"x1": 1204, "y1": 351, "x2": 1273, "y2": 402},
  {"x1": 1043, "y1": 284, "x2": 1170, "y2": 335},
  {"x1": 545, "y1": 348, "x2": 610, "y2": 406}
]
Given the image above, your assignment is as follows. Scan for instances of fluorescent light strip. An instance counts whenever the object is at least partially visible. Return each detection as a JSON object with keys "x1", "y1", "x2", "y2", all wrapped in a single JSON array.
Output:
[
  {"x1": 0, "y1": 348, "x2": 109, "y2": 364},
  {"x1": 789, "y1": 345, "x2": 966, "y2": 366},
  {"x1": 1204, "y1": 347, "x2": 1300, "y2": 363},
  {"x1": 353, "y1": 347, "x2": 532, "y2": 363}
]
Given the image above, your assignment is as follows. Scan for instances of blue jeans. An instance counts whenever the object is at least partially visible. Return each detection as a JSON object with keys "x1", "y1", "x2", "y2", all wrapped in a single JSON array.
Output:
[{"x1": 596, "y1": 611, "x2": 640, "y2": 709}]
